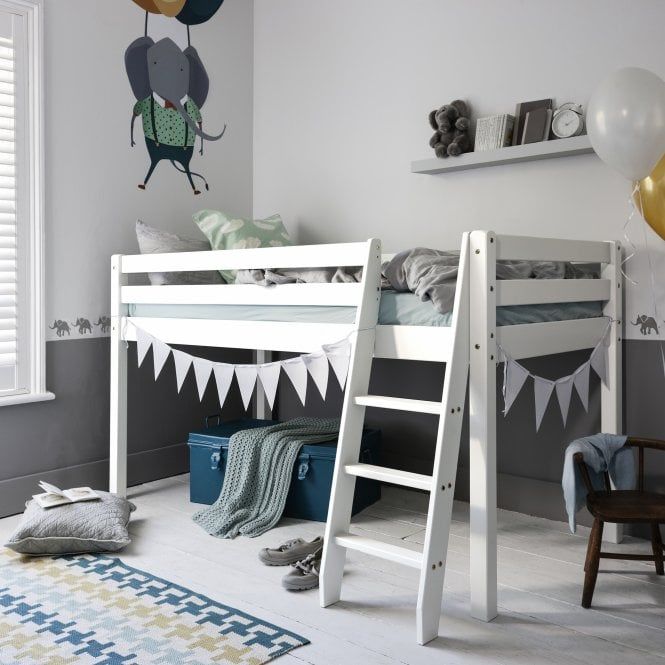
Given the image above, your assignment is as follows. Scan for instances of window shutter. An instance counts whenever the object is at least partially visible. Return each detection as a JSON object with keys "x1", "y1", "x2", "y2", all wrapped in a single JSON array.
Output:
[{"x1": 0, "y1": 34, "x2": 16, "y2": 392}]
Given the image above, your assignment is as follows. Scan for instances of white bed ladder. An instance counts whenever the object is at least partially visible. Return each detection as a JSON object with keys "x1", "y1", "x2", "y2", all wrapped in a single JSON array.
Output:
[{"x1": 320, "y1": 233, "x2": 470, "y2": 646}]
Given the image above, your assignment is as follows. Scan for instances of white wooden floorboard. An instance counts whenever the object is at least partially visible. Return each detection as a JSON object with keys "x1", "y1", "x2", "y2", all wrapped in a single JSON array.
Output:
[{"x1": 1, "y1": 476, "x2": 664, "y2": 664}]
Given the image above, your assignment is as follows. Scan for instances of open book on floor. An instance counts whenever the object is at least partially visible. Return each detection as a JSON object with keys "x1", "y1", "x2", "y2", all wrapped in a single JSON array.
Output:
[{"x1": 33, "y1": 481, "x2": 100, "y2": 509}]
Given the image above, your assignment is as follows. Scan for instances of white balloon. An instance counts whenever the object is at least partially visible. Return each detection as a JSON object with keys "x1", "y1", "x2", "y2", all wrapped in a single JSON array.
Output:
[{"x1": 587, "y1": 67, "x2": 665, "y2": 181}]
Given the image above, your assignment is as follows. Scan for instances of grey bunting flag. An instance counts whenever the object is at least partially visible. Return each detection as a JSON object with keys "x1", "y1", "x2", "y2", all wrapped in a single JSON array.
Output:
[
  {"x1": 503, "y1": 358, "x2": 530, "y2": 415},
  {"x1": 590, "y1": 344, "x2": 608, "y2": 386},
  {"x1": 573, "y1": 363, "x2": 591, "y2": 413},
  {"x1": 534, "y1": 377, "x2": 555, "y2": 431},
  {"x1": 555, "y1": 376, "x2": 575, "y2": 426}
]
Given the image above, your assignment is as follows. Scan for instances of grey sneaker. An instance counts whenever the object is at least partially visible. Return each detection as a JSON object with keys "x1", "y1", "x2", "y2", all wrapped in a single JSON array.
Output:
[
  {"x1": 282, "y1": 549, "x2": 322, "y2": 591},
  {"x1": 258, "y1": 536, "x2": 323, "y2": 566}
]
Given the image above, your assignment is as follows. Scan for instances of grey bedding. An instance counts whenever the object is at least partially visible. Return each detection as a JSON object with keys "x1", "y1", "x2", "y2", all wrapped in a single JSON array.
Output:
[
  {"x1": 384, "y1": 248, "x2": 597, "y2": 316},
  {"x1": 235, "y1": 247, "x2": 599, "y2": 317}
]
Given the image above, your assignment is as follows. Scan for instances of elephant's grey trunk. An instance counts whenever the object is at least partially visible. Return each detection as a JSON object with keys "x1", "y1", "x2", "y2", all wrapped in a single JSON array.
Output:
[
  {"x1": 631, "y1": 317, "x2": 641, "y2": 326},
  {"x1": 173, "y1": 100, "x2": 226, "y2": 141}
]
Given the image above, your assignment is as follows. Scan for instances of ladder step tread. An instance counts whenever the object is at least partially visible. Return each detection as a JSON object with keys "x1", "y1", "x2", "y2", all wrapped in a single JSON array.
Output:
[
  {"x1": 344, "y1": 463, "x2": 433, "y2": 491},
  {"x1": 354, "y1": 395, "x2": 441, "y2": 414},
  {"x1": 334, "y1": 533, "x2": 423, "y2": 569}
]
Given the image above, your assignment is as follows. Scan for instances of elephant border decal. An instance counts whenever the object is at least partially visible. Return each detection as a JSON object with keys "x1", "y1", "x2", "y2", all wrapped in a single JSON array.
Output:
[
  {"x1": 126, "y1": 1, "x2": 226, "y2": 194},
  {"x1": 631, "y1": 314, "x2": 660, "y2": 336}
]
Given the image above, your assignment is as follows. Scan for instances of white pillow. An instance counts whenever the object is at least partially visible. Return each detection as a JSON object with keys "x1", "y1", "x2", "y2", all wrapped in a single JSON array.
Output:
[{"x1": 135, "y1": 219, "x2": 223, "y2": 285}]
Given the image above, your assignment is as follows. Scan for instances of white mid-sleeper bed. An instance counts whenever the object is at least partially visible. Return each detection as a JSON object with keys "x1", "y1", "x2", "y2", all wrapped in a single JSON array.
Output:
[{"x1": 110, "y1": 231, "x2": 622, "y2": 645}]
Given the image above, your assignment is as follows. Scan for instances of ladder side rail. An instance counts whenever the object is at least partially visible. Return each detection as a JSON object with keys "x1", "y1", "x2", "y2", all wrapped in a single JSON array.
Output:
[
  {"x1": 320, "y1": 238, "x2": 383, "y2": 607},
  {"x1": 469, "y1": 230, "x2": 498, "y2": 622},
  {"x1": 416, "y1": 232, "x2": 471, "y2": 645}
]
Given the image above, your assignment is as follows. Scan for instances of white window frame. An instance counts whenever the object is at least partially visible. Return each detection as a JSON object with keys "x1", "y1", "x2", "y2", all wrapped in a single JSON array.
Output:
[{"x1": 0, "y1": 0, "x2": 50, "y2": 407}]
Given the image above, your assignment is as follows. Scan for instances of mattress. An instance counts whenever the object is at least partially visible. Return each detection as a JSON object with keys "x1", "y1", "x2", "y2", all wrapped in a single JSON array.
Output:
[{"x1": 129, "y1": 290, "x2": 604, "y2": 327}]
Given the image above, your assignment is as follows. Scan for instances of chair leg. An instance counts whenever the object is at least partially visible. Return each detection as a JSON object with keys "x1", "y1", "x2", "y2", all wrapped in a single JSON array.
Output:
[
  {"x1": 582, "y1": 518, "x2": 604, "y2": 609},
  {"x1": 651, "y1": 523, "x2": 664, "y2": 575},
  {"x1": 583, "y1": 524, "x2": 596, "y2": 573}
]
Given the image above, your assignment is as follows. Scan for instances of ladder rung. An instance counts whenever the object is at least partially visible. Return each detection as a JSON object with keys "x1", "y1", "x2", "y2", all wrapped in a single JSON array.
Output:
[
  {"x1": 334, "y1": 533, "x2": 423, "y2": 569},
  {"x1": 354, "y1": 395, "x2": 441, "y2": 415},
  {"x1": 344, "y1": 463, "x2": 433, "y2": 491}
]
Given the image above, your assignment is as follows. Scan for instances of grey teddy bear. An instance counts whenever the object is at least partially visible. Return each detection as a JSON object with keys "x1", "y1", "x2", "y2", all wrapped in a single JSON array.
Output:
[{"x1": 428, "y1": 99, "x2": 471, "y2": 157}]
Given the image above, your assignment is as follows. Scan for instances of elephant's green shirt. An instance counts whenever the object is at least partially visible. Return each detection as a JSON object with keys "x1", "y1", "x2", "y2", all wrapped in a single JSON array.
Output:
[{"x1": 134, "y1": 97, "x2": 202, "y2": 147}]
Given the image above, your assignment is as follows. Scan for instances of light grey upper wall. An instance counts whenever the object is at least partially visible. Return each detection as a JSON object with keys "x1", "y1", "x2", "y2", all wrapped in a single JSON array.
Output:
[
  {"x1": 253, "y1": 0, "x2": 665, "y2": 335},
  {"x1": 45, "y1": 0, "x2": 253, "y2": 330}
]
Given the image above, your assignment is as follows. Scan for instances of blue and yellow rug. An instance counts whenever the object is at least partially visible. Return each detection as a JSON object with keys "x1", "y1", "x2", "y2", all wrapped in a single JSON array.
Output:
[{"x1": 0, "y1": 551, "x2": 309, "y2": 664}]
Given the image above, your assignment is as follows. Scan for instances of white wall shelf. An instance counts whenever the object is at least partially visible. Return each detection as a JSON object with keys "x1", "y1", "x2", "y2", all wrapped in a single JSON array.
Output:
[{"x1": 411, "y1": 135, "x2": 594, "y2": 175}]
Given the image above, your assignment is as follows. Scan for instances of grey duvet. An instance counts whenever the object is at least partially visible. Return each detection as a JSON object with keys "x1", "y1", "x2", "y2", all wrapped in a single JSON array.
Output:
[{"x1": 236, "y1": 247, "x2": 598, "y2": 316}]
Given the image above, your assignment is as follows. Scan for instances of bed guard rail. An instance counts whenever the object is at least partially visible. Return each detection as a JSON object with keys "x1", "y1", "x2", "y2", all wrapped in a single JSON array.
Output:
[{"x1": 115, "y1": 240, "x2": 381, "y2": 309}]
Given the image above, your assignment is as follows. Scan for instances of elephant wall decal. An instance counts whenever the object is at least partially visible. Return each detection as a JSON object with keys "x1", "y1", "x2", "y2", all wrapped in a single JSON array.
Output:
[
  {"x1": 126, "y1": 36, "x2": 226, "y2": 194},
  {"x1": 49, "y1": 320, "x2": 71, "y2": 337},
  {"x1": 96, "y1": 316, "x2": 111, "y2": 334},
  {"x1": 631, "y1": 314, "x2": 659, "y2": 335},
  {"x1": 71, "y1": 317, "x2": 93, "y2": 335}
]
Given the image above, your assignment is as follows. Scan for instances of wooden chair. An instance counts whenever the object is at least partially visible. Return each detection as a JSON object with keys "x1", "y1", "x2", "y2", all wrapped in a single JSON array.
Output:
[{"x1": 574, "y1": 437, "x2": 665, "y2": 608}]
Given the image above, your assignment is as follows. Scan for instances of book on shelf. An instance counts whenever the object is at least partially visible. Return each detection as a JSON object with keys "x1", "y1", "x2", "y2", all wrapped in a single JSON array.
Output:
[
  {"x1": 474, "y1": 114, "x2": 514, "y2": 152},
  {"x1": 521, "y1": 108, "x2": 552, "y2": 144},
  {"x1": 512, "y1": 98, "x2": 553, "y2": 146},
  {"x1": 33, "y1": 481, "x2": 100, "y2": 509}
]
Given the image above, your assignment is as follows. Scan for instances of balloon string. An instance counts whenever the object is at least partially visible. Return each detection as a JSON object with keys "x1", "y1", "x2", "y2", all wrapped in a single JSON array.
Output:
[
  {"x1": 619, "y1": 182, "x2": 640, "y2": 286},
  {"x1": 144, "y1": 11, "x2": 149, "y2": 38}
]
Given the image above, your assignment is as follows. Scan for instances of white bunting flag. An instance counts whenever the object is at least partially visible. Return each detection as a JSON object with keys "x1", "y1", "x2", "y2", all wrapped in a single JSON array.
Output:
[
  {"x1": 213, "y1": 363, "x2": 234, "y2": 409},
  {"x1": 573, "y1": 362, "x2": 590, "y2": 412},
  {"x1": 323, "y1": 338, "x2": 352, "y2": 390},
  {"x1": 303, "y1": 353, "x2": 329, "y2": 399},
  {"x1": 136, "y1": 327, "x2": 153, "y2": 368},
  {"x1": 555, "y1": 376, "x2": 574, "y2": 426},
  {"x1": 590, "y1": 345, "x2": 608, "y2": 387},
  {"x1": 235, "y1": 365, "x2": 258, "y2": 410},
  {"x1": 172, "y1": 349, "x2": 192, "y2": 393},
  {"x1": 503, "y1": 358, "x2": 530, "y2": 415},
  {"x1": 192, "y1": 358, "x2": 213, "y2": 401},
  {"x1": 258, "y1": 362, "x2": 282, "y2": 410},
  {"x1": 281, "y1": 357, "x2": 308, "y2": 406},
  {"x1": 152, "y1": 339, "x2": 171, "y2": 381},
  {"x1": 533, "y1": 377, "x2": 555, "y2": 431}
]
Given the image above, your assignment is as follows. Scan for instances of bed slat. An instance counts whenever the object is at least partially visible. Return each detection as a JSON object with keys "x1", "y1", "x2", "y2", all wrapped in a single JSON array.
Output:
[
  {"x1": 496, "y1": 235, "x2": 611, "y2": 263},
  {"x1": 375, "y1": 325, "x2": 453, "y2": 362},
  {"x1": 122, "y1": 283, "x2": 364, "y2": 307},
  {"x1": 124, "y1": 317, "x2": 356, "y2": 353},
  {"x1": 496, "y1": 279, "x2": 610, "y2": 306},
  {"x1": 120, "y1": 241, "x2": 374, "y2": 274},
  {"x1": 497, "y1": 317, "x2": 609, "y2": 359}
]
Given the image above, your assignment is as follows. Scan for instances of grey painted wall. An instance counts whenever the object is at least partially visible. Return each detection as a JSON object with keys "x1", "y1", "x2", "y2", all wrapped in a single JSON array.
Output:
[
  {"x1": 0, "y1": 339, "x2": 249, "y2": 518},
  {"x1": 2, "y1": 337, "x2": 660, "y2": 527}
]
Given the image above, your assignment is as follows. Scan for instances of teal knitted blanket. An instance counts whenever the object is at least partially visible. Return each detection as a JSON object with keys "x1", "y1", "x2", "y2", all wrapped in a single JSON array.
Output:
[{"x1": 192, "y1": 418, "x2": 340, "y2": 539}]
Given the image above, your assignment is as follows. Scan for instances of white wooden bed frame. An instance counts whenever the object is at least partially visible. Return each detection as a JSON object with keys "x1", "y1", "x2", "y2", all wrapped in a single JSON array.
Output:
[{"x1": 109, "y1": 231, "x2": 622, "y2": 643}]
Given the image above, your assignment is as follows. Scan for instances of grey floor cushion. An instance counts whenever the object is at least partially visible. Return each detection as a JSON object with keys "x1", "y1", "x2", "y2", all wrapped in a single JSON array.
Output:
[{"x1": 4, "y1": 491, "x2": 136, "y2": 556}]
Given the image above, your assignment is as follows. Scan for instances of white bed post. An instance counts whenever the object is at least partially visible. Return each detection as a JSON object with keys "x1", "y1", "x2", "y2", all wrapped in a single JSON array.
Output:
[
  {"x1": 601, "y1": 241, "x2": 623, "y2": 544},
  {"x1": 469, "y1": 230, "x2": 498, "y2": 622},
  {"x1": 110, "y1": 254, "x2": 128, "y2": 497}
]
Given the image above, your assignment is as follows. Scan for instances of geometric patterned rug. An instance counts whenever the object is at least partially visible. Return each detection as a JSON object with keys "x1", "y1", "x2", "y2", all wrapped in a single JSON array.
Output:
[{"x1": 0, "y1": 551, "x2": 309, "y2": 664}]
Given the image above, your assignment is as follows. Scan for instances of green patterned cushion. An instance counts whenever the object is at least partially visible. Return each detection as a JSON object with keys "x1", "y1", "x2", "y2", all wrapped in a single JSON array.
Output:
[{"x1": 193, "y1": 210, "x2": 292, "y2": 283}]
